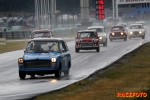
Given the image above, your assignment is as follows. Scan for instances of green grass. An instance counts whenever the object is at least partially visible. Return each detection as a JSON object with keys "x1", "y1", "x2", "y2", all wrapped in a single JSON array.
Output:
[
  {"x1": 34, "y1": 42, "x2": 150, "y2": 100},
  {"x1": 0, "y1": 41, "x2": 28, "y2": 53}
]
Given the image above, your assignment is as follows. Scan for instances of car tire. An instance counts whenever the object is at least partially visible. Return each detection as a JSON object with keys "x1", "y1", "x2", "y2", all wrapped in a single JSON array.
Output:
[
  {"x1": 19, "y1": 71, "x2": 26, "y2": 79},
  {"x1": 142, "y1": 35, "x2": 145, "y2": 39},
  {"x1": 103, "y1": 38, "x2": 107, "y2": 46},
  {"x1": 75, "y1": 48, "x2": 79, "y2": 52},
  {"x1": 110, "y1": 39, "x2": 113, "y2": 42},
  {"x1": 124, "y1": 38, "x2": 127, "y2": 41},
  {"x1": 55, "y1": 66, "x2": 61, "y2": 78},
  {"x1": 96, "y1": 47, "x2": 99, "y2": 52},
  {"x1": 30, "y1": 74, "x2": 35, "y2": 79}
]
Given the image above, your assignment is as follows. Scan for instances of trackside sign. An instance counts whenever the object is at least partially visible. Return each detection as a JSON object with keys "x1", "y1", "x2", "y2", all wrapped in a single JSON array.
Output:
[{"x1": 118, "y1": 0, "x2": 150, "y2": 4}]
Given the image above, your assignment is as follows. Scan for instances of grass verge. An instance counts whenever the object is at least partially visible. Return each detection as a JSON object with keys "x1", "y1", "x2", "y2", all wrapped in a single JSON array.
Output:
[
  {"x1": 0, "y1": 41, "x2": 28, "y2": 54},
  {"x1": 34, "y1": 42, "x2": 150, "y2": 100},
  {"x1": 0, "y1": 39, "x2": 73, "y2": 54}
]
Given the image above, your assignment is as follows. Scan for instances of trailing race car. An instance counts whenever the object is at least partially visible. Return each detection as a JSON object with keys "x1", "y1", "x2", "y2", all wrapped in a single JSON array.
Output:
[
  {"x1": 31, "y1": 29, "x2": 53, "y2": 39},
  {"x1": 128, "y1": 24, "x2": 146, "y2": 39},
  {"x1": 75, "y1": 30, "x2": 99, "y2": 52},
  {"x1": 87, "y1": 26, "x2": 107, "y2": 46},
  {"x1": 18, "y1": 38, "x2": 71, "y2": 79},
  {"x1": 109, "y1": 25, "x2": 127, "y2": 41}
]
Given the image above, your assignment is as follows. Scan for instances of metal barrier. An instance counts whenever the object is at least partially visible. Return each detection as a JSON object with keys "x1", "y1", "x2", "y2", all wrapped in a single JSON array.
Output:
[{"x1": 1, "y1": 31, "x2": 31, "y2": 39}]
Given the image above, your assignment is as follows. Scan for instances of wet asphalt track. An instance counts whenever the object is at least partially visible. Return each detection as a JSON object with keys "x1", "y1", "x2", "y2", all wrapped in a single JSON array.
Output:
[{"x1": 0, "y1": 27, "x2": 150, "y2": 100}]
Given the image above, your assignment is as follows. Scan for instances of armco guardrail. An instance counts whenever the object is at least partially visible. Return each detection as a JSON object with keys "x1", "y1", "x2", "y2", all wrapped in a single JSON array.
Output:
[
  {"x1": 0, "y1": 31, "x2": 31, "y2": 39},
  {"x1": 0, "y1": 26, "x2": 112, "y2": 39}
]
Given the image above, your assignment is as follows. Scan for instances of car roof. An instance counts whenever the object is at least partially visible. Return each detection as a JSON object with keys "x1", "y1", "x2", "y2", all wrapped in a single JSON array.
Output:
[
  {"x1": 33, "y1": 29, "x2": 51, "y2": 33},
  {"x1": 29, "y1": 38, "x2": 63, "y2": 42},
  {"x1": 88, "y1": 26, "x2": 104, "y2": 29},
  {"x1": 112, "y1": 25, "x2": 124, "y2": 27},
  {"x1": 130, "y1": 24, "x2": 143, "y2": 26},
  {"x1": 78, "y1": 30, "x2": 97, "y2": 32},
  {"x1": 135, "y1": 21, "x2": 145, "y2": 24}
]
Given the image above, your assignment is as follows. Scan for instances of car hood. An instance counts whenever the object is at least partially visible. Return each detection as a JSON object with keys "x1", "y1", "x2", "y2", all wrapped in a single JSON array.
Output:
[
  {"x1": 111, "y1": 30, "x2": 123, "y2": 33},
  {"x1": 128, "y1": 29, "x2": 144, "y2": 31},
  {"x1": 80, "y1": 37, "x2": 95, "y2": 42},
  {"x1": 23, "y1": 52, "x2": 60, "y2": 61},
  {"x1": 98, "y1": 32, "x2": 105, "y2": 36}
]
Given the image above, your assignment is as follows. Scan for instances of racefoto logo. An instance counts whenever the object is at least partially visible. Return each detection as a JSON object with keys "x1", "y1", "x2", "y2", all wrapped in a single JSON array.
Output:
[{"x1": 117, "y1": 92, "x2": 147, "y2": 97}]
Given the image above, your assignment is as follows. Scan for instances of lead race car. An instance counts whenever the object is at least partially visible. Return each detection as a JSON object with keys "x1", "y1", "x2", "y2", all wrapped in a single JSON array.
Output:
[
  {"x1": 128, "y1": 24, "x2": 146, "y2": 39},
  {"x1": 75, "y1": 30, "x2": 99, "y2": 52},
  {"x1": 18, "y1": 38, "x2": 71, "y2": 79},
  {"x1": 87, "y1": 26, "x2": 107, "y2": 46}
]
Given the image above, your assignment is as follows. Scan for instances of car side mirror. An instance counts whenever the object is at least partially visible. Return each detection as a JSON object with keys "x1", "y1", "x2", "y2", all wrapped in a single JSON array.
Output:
[
  {"x1": 24, "y1": 50, "x2": 26, "y2": 53},
  {"x1": 62, "y1": 49, "x2": 66, "y2": 52}
]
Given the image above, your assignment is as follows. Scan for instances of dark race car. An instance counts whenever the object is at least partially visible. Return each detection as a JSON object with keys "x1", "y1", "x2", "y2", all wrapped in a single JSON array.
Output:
[
  {"x1": 75, "y1": 30, "x2": 99, "y2": 52},
  {"x1": 109, "y1": 25, "x2": 127, "y2": 41}
]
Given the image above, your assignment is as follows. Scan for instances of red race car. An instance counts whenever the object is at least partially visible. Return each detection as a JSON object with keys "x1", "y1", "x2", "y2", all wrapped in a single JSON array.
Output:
[
  {"x1": 31, "y1": 29, "x2": 53, "y2": 39},
  {"x1": 75, "y1": 30, "x2": 100, "y2": 52},
  {"x1": 109, "y1": 25, "x2": 127, "y2": 41}
]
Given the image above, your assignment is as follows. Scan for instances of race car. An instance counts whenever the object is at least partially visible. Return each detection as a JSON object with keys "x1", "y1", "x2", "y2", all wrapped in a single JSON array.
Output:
[
  {"x1": 18, "y1": 38, "x2": 71, "y2": 79},
  {"x1": 128, "y1": 24, "x2": 146, "y2": 39},
  {"x1": 135, "y1": 21, "x2": 147, "y2": 32},
  {"x1": 87, "y1": 26, "x2": 107, "y2": 46},
  {"x1": 117, "y1": 23, "x2": 128, "y2": 33},
  {"x1": 75, "y1": 30, "x2": 99, "y2": 52},
  {"x1": 31, "y1": 29, "x2": 53, "y2": 39},
  {"x1": 109, "y1": 25, "x2": 127, "y2": 41}
]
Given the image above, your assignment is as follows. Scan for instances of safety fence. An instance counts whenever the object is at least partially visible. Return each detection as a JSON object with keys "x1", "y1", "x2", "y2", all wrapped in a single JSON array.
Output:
[{"x1": 0, "y1": 31, "x2": 31, "y2": 39}]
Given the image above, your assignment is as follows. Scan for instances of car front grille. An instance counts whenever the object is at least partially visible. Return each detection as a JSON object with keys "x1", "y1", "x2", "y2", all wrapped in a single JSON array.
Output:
[
  {"x1": 133, "y1": 31, "x2": 139, "y2": 35},
  {"x1": 114, "y1": 32, "x2": 121, "y2": 37},
  {"x1": 81, "y1": 42, "x2": 93, "y2": 46},
  {"x1": 24, "y1": 60, "x2": 51, "y2": 68}
]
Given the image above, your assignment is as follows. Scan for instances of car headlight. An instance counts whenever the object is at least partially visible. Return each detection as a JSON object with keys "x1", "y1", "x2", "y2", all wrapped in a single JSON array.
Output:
[
  {"x1": 130, "y1": 32, "x2": 133, "y2": 34},
  {"x1": 112, "y1": 33, "x2": 115, "y2": 35},
  {"x1": 139, "y1": 31, "x2": 142, "y2": 34},
  {"x1": 93, "y1": 38, "x2": 99, "y2": 43},
  {"x1": 99, "y1": 36, "x2": 102, "y2": 39},
  {"x1": 121, "y1": 32, "x2": 123, "y2": 35},
  {"x1": 51, "y1": 57, "x2": 56, "y2": 62},
  {"x1": 18, "y1": 58, "x2": 23, "y2": 63}
]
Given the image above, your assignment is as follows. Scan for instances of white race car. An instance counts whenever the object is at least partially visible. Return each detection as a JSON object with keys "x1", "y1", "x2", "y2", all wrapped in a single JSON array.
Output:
[
  {"x1": 87, "y1": 26, "x2": 107, "y2": 46},
  {"x1": 135, "y1": 21, "x2": 147, "y2": 32},
  {"x1": 128, "y1": 24, "x2": 146, "y2": 39}
]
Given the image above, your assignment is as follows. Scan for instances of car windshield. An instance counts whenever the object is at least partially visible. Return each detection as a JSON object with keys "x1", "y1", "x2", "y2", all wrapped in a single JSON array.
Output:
[
  {"x1": 33, "y1": 32, "x2": 50, "y2": 38},
  {"x1": 78, "y1": 32, "x2": 97, "y2": 38},
  {"x1": 130, "y1": 25, "x2": 142, "y2": 29},
  {"x1": 88, "y1": 28, "x2": 103, "y2": 32},
  {"x1": 26, "y1": 41, "x2": 60, "y2": 52},
  {"x1": 111, "y1": 27, "x2": 123, "y2": 31}
]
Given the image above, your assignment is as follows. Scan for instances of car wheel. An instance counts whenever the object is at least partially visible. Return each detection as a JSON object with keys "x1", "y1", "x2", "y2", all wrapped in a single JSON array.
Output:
[
  {"x1": 142, "y1": 35, "x2": 145, "y2": 39},
  {"x1": 96, "y1": 47, "x2": 99, "y2": 52},
  {"x1": 19, "y1": 71, "x2": 26, "y2": 79},
  {"x1": 75, "y1": 48, "x2": 79, "y2": 52},
  {"x1": 30, "y1": 74, "x2": 35, "y2": 79},
  {"x1": 55, "y1": 65, "x2": 61, "y2": 78},
  {"x1": 124, "y1": 38, "x2": 127, "y2": 41},
  {"x1": 64, "y1": 69, "x2": 69, "y2": 76},
  {"x1": 103, "y1": 38, "x2": 107, "y2": 46},
  {"x1": 110, "y1": 39, "x2": 113, "y2": 42}
]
